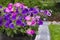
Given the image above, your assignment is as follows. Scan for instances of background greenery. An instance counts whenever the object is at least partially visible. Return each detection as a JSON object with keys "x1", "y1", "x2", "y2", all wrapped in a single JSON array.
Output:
[{"x1": 0, "y1": 0, "x2": 60, "y2": 10}]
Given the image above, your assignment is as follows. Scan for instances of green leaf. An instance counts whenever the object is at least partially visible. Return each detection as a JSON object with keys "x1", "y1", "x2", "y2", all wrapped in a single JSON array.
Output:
[{"x1": 13, "y1": 30, "x2": 17, "y2": 34}]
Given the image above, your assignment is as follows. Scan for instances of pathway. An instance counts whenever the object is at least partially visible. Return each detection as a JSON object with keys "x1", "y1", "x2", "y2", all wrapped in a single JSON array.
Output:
[{"x1": 35, "y1": 21, "x2": 50, "y2": 40}]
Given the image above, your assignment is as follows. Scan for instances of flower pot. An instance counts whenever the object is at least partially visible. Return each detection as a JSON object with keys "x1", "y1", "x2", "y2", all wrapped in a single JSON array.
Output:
[{"x1": 0, "y1": 33, "x2": 36, "y2": 40}]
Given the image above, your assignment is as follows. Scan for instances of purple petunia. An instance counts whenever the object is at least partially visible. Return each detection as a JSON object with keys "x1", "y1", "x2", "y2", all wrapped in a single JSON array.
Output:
[
  {"x1": 29, "y1": 8, "x2": 39, "y2": 14},
  {"x1": 9, "y1": 23, "x2": 15, "y2": 29},
  {"x1": 0, "y1": 6, "x2": 2, "y2": 8},
  {"x1": 4, "y1": 14, "x2": 10, "y2": 20},
  {"x1": 20, "y1": 22, "x2": 26, "y2": 26},
  {"x1": 0, "y1": 16, "x2": 3, "y2": 26},
  {"x1": 22, "y1": 8, "x2": 28, "y2": 14},
  {"x1": 11, "y1": 15, "x2": 16, "y2": 20},
  {"x1": 37, "y1": 19, "x2": 43, "y2": 25},
  {"x1": 18, "y1": 16, "x2": 23, "y2": 20},
  {"x1": 5, "y1": 22, "x2": 9, "y2": 28},
  {"x1": 44, "y1": 10, "x2": 51, "y2": 16},
  {"x1": 16, "y1": 19, "x2": 22, "y2": 26},
  {"x1": 4, "y1": 20, "x2": 12, "y2": 28}
]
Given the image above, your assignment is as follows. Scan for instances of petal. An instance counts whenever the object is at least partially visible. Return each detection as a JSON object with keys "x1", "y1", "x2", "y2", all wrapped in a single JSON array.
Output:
[
  {"x1": 22, "y1": 8, "x2": 28, "y2": 14},
  {"x1": 38, "y1": 20, "x2": 43, "y2": 25},
  {"x1": 16, "y1": 20, "x2": 22, "y2": 25},
  {"x1": 8, "y1": 3, "x2": 13, "y2": 10},
  {"x1": 25, "y1": 15, "x2": 31, "y2": 20},
  {"x1": 9, "y1": 23, "x2": 15, "y2": 29},
  {"x1": 26, "y1": 21, "x2": 31, "y2": 26},
  {"x1": 11, "y1": 15, "x2": 16, "y2": 20},
  {"x1": 0, "y1": 6, "x2": 2, "y2": 8}
]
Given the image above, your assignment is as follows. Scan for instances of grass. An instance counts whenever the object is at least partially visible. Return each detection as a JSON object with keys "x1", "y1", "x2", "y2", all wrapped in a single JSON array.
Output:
[{"x1": 49, "y1": 24, "x2": 60, "y2": 40}]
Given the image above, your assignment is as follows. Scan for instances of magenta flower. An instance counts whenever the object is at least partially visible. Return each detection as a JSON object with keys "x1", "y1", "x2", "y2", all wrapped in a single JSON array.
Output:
[
  {"x1": 8, "y1": 3, "x2": 13, "y2": 10},
  {"x1": 31, "y1": 20, "x2": 36, "y2": 26},
  {"x1": 26, "y1": 29, "x2": 35, "y2": 35},
  {"x1": 5, "y1": 8, "x2": 13, "y2": 13}
]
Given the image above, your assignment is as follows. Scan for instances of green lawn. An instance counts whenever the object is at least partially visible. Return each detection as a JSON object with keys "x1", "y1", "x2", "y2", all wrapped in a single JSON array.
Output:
[{"x1": 49, "y1": 24, "x2": 60, "y2": 40}]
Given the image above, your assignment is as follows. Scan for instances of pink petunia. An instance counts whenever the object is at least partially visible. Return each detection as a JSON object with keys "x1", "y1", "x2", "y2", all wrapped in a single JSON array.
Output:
[
  {"x1": 26, "y1": 29, "x2": 35, "y2": 35},
  {"x1": 46, "y1": 10, "x2": 51, "y2": 16},
  {"x1": 14, "y1": 3, "x2": 21, "y2": 7},
  {"x1": 5, "y1": 8, "x2": 13, "y2": 13},
  {"x1": 36, "y1": 16, "x2": 40, "y2": 19},
  {"x1": 8, "y1": 3, "x2": 13, "y2": 10},
  {"x1": 31, "y1": 20, "x2": 36, "y2": 26},
  {"x1": 26, "y1": 21, "x2": 31, "y2": 26},
  {"x1": 25, "y1": 15, "x2": 31, "y2": 21}
]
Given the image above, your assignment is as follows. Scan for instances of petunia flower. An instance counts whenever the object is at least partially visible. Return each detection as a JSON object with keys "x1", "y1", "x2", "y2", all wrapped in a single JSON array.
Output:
[
  {"x1": 0, "y1": 16, "x2": 3, "y2": 26},
  {"x1": 14, "y1": 3, "x2": 21, "y2": 7},
  {"x1": 0, "y1": 6, "x2": 2, "y2": 8},
  {"x1": 39, "y1": 10, "x2": 44, "y2": 13},
  {"x1": 29, "y1": 8, "x2": 39, "y2": 14},
  {"x1": 4, "y1": 14, "x2": 10, "y2": 20},
  {"x1": 20, "y1": 22, "x2": 26, "y2": 27},
  {"x1": 44, "y1": 10, "x2": 51, "y2": 16},
  {"x1": 18, "y1": 16, "x2": 23, "y2": 20},
  {"x1": 5, "y1": 22, "x2": 9, "y2": 28},
  {"x1": 16, "y1": 19, "x2": 22, "y2": 26},
  {"x1": 8, "y1": 3, "x2": 13, "y2": 10},
  {"x1": 26, "y1": 21, "x2": 31, "y2": 26},
  {"x1": 26, "y1": 29, "x2": 35, "y2": 35},
  {"x1": 4, "y1": 20, "x2": 12, "y2": 28},
  {"x1": 31, "y1": 20, "x2": 36, "y2": 26},
  {"x1": 37, "y1": 19, "x2": 43, "y2": 25},
  {"x1": 5, "y1": 8, "x2": 13, "y2": 13},
  {"x1": 11, "y1": 15, "x2": 16, "y2": 20},
  {"x1": 9, "y1": 23, "x2": 15, "y2": 29},
  {"x1": 22, "y1": 8, "x2": 28, "y2": 14},
  {"x1": 25, "y1": 15, "x2": 31, "y2": 21}
]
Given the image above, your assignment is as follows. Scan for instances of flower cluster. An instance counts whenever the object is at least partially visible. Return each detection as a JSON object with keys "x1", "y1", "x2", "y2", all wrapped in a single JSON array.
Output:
[{"x1": 0, "y1": 3, "x2": 51, "y2": 36}]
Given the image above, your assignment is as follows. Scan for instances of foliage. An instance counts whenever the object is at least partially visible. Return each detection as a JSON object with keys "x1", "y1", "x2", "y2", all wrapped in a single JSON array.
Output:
[
  {"x1": 0, "y1": 0, "x2": 56, "y2": 9},
  {"x1": 15, "y1": 0, "x2": 56, "y2": 9},
  {"x1": 0, "y1": 0, "x2": 11, "y2": 7}
]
